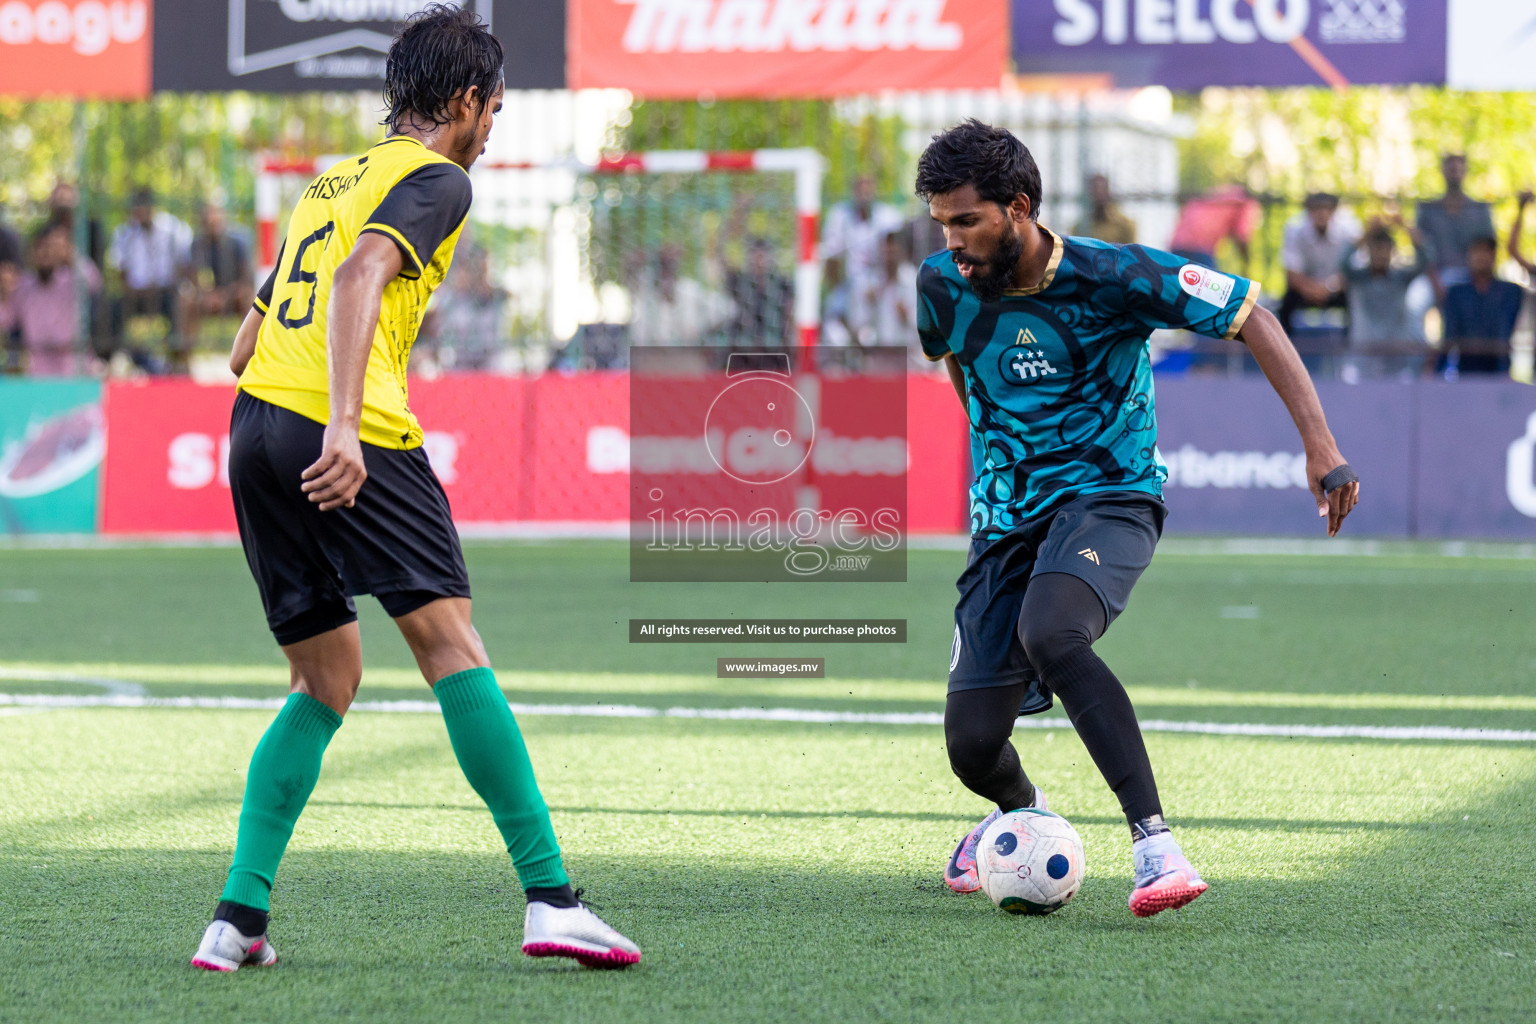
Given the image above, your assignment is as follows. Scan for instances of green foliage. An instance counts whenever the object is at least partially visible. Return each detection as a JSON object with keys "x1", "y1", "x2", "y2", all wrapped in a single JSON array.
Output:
[
  {"x1": 0, "y1": 94, "x2": 379, "y2": 238},
  {"x1": 1178, "y1": 87, "x2": 1536, "y2": 289},
  {"x1": 621, "y1": 98, "x2": 911, "y2": 206}
]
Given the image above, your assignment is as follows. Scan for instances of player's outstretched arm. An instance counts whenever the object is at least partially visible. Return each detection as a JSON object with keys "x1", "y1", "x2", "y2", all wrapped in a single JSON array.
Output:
[
  {"x1": 229, "y1": 308, "x2": 264, "y2": 378},
  {"x1": 300, "y1": 233, "x2": 404, "y2": 512},
  {"x1": 1236, "y1": 304, "x2": 1360, "y2": 536}
]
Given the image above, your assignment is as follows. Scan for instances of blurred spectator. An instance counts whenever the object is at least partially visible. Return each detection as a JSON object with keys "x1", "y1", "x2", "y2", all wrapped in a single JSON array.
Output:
[
  {"x1": 1076, "y1": 173, "x2": 1136, "y2": 244},
  {"x1": 1438, "y1": 237, "x2": 1523, "y2": 378},
  {"x1": 47, "y1": 181, "x2": 105, "y2": 267},
  {"x1": 1416, "y1": 154, "x2": 1495, "y2": 299},
  {"x1": 0, "y1": 203, "x2": 22, "y2": 277},
  {"x1": 725, "y1": 237, "x2": 794, "y2": 348},
  {"x1": 420, "y1": 244, "x2": 507, "y2": 370},
  {"x1": 181, "y1": 201, "x2": 254, "y2": 343},
  {"x1": 1504, "y1": 190, "x2": 1536, "y2": 279},
  {"x1": 0, "y1": 222, "x2": 101, "y2": 376},
  {"x1": 873, "y1": 231, "x2": 919, "y2": 353},
  {"x1": 1168, "y1": 184, "x2": 1260, "y2": 271},
  {"x1": 0, "y1": 203, "x2": 19, "y2": 373},
  {"x1": 108, "y1": 187, "x2": 191, "y2": 369},
  {"x1": 1341, "y1": 215, "x2": 1426, "y2": 346},
  {"x1": 820, "y1": 256, "x2": 854, "y2": 347},
  {"x1": 823, "y1": 176, "x2": 904, "y2": 341},
  {"x1": 1278, "y1": 193, "x2": 1360, "y2": 334},
  {"x1": 629, "y1": 245, "x2": 731, "y2": 346}
]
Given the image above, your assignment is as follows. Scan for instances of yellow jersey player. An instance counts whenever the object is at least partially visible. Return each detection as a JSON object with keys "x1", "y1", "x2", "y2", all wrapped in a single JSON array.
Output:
[{"x1": 191, "y1": 5, "x2": 640, "y2": 973}]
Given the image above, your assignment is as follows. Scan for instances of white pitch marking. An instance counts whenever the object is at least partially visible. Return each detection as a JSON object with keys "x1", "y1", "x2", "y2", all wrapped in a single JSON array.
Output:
[
  {"x1": 0, "y1": 667, "x2": 147, "y2": 697},
  {"x1": 0, "y1": 692, "x2": 1532, "y2": 743}
]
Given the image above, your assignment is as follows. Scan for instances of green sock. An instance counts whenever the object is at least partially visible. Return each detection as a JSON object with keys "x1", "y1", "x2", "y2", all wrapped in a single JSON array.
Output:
[
  {"x1": 220, "y1": 692, "x2": 342, "y2": 912},
  {"x1": 436, "y1": 667, "x2": 568, "y2": 890}
]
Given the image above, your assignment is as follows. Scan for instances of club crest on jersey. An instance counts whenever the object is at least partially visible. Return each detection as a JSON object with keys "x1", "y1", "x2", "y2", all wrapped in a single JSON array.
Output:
[
  {"x1": 1178, "y1": 264, "x2": 1236, "y2": 308},
  {"x1": 999, "y1": 328, "x2": 1060, "y2": 385}
]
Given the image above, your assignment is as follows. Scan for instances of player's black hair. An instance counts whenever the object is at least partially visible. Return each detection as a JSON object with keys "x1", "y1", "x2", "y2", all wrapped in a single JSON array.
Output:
[
  {"x1": 382, "y1": 3, "x2": 504, "y2": 134},
  {"x1": 914, "y1": 119, "x2": 1043, "y2": 220}
]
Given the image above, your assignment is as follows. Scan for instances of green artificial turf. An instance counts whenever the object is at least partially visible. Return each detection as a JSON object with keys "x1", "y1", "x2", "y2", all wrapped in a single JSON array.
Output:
[{"x1": 1, "y1": 541, "x2": 1534, "y2": 1023}]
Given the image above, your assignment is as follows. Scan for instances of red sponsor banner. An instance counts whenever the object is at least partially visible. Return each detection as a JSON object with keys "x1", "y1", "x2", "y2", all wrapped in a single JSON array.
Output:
[
  {"x1": 524, "y1": 373, "x2": 629, "y2": 521},
  {"x1": 569, "y1": 0, "x2": 1007, "y2": 98},
  {"x1": 905, "y1": 373, "x2": 968, "y2": 533},
  {"x1": 0, "y1": 1, "x2": 152, "y2": 99},
  {"x1": 100, "y1": 379, "x2": 237, "y2": 534}
]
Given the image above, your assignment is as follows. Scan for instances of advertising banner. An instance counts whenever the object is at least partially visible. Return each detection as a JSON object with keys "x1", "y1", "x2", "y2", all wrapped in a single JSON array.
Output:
[
  {"x1": 1417, "y1": 381, "x2": 1536, "y2": 541},
  {"x1": 569, "y1": 0, "x2": 1008, "y2": 97},
  {"x1": 100, "y1": 379, "x2": 238, "y2": 535},
  {"x1": 0, "y1": 0, "x2": 152, "y2": 98},
  {"x1": 1447, "y1": 0, "x2": 1536, "y2": 91},
  {"x1": 151, "y1": 0, "x2": 563, "y2": 92},
  {"x1": 1153, "y1": 378, "x2": 1413, "y2": 536},
  {"x1": 0, "y1": 379, "x2": 105, "y2": 535},
  {"x1": 1012, "y1": 0, "x2": 1447, "y2": 89},
  {"x1": 629, "y1": 349, "x2": 907, "y2": 581}
]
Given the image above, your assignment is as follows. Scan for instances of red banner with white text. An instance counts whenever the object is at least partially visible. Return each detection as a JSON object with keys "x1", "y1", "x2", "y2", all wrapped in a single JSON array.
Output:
[
  {"x1": 0, "y1": 0, "x2": 152, "y2": 98},
  {"x1": 568, "y1": 0, "x2": 1007, "y2": 97}
]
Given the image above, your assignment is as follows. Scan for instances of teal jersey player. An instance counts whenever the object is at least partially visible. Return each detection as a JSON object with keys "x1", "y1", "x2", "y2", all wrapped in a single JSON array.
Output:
[
  {"x1": 915, "y1": 119, "x2": 1357, "y2": 920},
  {"x1": 916, "y1": 229, "x2": 1260, "y2": 538}
]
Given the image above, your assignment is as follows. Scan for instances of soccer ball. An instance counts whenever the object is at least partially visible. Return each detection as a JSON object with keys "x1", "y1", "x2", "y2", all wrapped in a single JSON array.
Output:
[{"x1": 976, "y1": 808, "x2": 1085, "y2": 915}]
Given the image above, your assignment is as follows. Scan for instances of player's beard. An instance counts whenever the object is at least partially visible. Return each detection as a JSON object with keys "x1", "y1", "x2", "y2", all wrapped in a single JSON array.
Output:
[{"x1": 958, "y1": 228, "x2": 1024, "y2": 302}]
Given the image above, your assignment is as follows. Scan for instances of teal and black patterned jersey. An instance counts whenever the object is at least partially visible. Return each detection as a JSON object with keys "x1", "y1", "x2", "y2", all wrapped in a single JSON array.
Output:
[{"x1": 917, "y1": 227, "x2": 1260, "y2": 539}]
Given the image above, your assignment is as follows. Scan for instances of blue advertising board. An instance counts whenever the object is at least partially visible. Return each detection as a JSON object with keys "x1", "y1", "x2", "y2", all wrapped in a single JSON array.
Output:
[{"x1": 1013, "y1": 0, "x2": 1447, "y2": 89}]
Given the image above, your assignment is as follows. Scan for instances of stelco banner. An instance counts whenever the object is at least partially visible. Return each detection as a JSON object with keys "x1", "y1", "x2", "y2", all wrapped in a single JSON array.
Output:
[
  {"x1": 569, "y1": 0, "x2": 1008, "y2": 97},
  {"x1": 1013, "y1": 0, "x2": 1447, "y2": 89},
  {"x1": 0, "y1": 0, "x2": 152, "y2": 98},
  {"x1": 152, "y1": 0, "x2": 564, "y2": 92}
]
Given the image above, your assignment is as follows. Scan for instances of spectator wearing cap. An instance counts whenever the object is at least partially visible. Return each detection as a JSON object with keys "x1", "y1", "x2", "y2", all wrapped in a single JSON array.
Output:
[
  {"x1": 108, "y1": 187, "x2": 192, "y2": 368},
  {"x1": 0, "y1": 222, "x2": 101, "y2": 376},
  {"x1": 1438, "y1": 236, "x2": 1523, "y2": 378},
  {"x1": 1278, "y1": 192, "x2": 1361, "y2": 334},
  {"x1": 181, "y1": 200, "x2": 255, "y2": 345},
  {"x1": 1077, "y1": 173, "x2": 1136, "y2": 245},
  {"x1": 1416, "y1": 154, "x2": 1495, "y2": 301},
  {"x1": 1339, "y1": 213, "x2": 1426, "y2": 379}
]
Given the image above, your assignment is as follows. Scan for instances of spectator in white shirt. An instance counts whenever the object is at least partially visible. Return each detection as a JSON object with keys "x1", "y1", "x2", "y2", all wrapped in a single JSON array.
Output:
[
  {"x1": 109, "y1": 187, "x2": 192, "y2": 370},
  {"x1": 822, "y1": 177, "x2": 905, "y2": 343},
  {"x1": 1278, "y1": 192, "x2": 1360, "y2": 334},
  {"x1": 873, "y1": 231, "x2": 920, "y2": 359}
]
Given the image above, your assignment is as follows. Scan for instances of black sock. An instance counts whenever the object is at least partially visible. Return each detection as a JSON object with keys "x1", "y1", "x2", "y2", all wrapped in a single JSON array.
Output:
[
  {"x1": 1039, "y1": 645, "x2": 1163, "y2": 828},
  {"x1": 963, "y1": 741, "x2": 1036, "y2": 814},
  {"x1": 1131, "y1": 815, "x2": 1171, "y2": 842},
  {"x1": 213, "y1": 900, "x2": 269, "y2": 938},
  {"x1": 525, "y1": 883, "x2": 580, "y2": 908},
  {"x1": 945, "y1": 683, "x2": 1036, "y2": 813}
]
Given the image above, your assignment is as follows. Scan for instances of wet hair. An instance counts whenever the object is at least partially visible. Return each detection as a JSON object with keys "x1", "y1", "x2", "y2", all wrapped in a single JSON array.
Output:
[
  {"x1": 382, "y1": 3, "x2": 504, "y2": 133},
  {"x1": 914, "y1": 119, "x2": 1043, "y2": 220}
]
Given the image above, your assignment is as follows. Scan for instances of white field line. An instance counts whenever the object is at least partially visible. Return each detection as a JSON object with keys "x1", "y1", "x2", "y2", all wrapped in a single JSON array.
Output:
[{"x1": 0, "y1": 691, "x2": 1532, "y2": 743}]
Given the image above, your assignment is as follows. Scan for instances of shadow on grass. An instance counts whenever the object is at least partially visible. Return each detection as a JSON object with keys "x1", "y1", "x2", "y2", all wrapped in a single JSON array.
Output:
[
  {"x1": 308, "y1": 799, "x2": 1437, "y2": 835},
  {"x1": 4, "y1": 765, "x2": 1533, "y2": 1024}
]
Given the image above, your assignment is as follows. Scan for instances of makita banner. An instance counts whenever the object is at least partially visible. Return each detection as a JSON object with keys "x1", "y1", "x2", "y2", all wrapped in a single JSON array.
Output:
[
  {"x1": 151, "y1": 0, "x2": 563, "y2": 92},
  {"x1": 569, "y1": 0, "x2": 1008, "y2": 97},
  {"x1": 0, "y1": 1, "x2": 152, "y2": 98},
  {"x1": 1013, "y1": 0, "x2": 1447, "y2": 89}
]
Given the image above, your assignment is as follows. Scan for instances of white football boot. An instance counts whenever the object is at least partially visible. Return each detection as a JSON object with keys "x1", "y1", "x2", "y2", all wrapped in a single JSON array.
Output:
[
  {"x1": 522, "y1": 900, "x2": 641, "y2": 969},
  {"x1": 190, "y1": 920, "x2": 279, "y2": 972}
]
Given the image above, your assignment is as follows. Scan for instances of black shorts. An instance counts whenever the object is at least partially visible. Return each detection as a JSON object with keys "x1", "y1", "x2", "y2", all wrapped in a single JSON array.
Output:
[
  {"x1": 229, "y1": 392, "x2": 470, "y2": 645},
  {"x1": 947, "y1": 491, "x2": 1165, "y2": 714}
]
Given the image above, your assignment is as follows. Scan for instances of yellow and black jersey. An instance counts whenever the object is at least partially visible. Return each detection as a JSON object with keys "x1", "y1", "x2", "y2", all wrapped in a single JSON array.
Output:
[{"x1": 239, "y1": 135, "x2": 472, "y2": 449}]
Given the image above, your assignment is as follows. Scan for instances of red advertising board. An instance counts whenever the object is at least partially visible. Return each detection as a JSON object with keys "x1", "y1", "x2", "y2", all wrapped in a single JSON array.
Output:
[
  {"x1": 905, "y1": 373, "x2": 968, "y2": 533},
  {"x1": 0, "y1": 1, "x2": 152, "y2": 98},
  {"x1": 569, "y1": 0, "x2": 1007, "y2": 97}
]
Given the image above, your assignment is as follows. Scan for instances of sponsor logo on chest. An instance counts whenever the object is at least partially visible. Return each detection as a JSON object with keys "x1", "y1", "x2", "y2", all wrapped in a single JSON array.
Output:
[{"x1": 999, "y1": 327, "x2": 1061, "y2": 385}]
